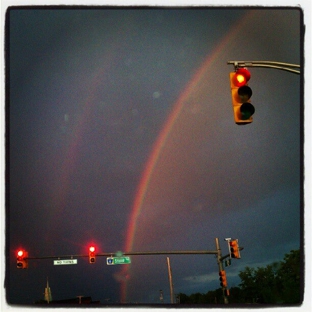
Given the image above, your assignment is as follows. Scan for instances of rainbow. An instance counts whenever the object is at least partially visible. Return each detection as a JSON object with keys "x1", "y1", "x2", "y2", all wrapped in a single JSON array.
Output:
[
  {"x1": 49, "y1": 10, "x2": 254, "y2": 302},
  {"x1": 49, "y1": 42, "x2": 120, "y2": 244},
  {"x1": 120, "y1": 11, "x2": 254, "y2": 302}
]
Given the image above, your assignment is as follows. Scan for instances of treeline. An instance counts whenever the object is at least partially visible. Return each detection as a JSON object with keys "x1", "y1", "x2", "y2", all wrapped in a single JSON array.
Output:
[{"x1": 178, "y1": 249, "x2": 301, "y2": 304}]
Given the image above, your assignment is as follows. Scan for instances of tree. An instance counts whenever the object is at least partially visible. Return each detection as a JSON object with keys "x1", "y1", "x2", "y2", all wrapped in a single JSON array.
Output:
[
  {"x1": 178, "y1": 250, "x2": 301, "y2": 305},
  {"x1": 276, "y1": 249, "x2": 301, "y2": 303},
  {"x1": 238, "y1": 249, "x2": 300, "y2": 304},
  {"x1": 227, "y1": 286, "x2": 245, "y2": 304},
  {"x1": 238, "y1": 266, "x2": 258, "y2": 303}
]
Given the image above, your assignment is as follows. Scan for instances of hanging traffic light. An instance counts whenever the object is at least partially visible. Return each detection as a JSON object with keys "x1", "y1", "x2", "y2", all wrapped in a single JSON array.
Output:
[
  {"x1": 230, "y1": 68, "x2": 255, "y2": 125},
  {"x1": 219, "y1": 270, "x2": 227, "y2": 288},
  {"x1": 89, "y1": 246, "x2": 96, "y2": 263},
  {"x1": 230, "y1": 239, "x2": 241, "y2": 259},
  {"x1": 17, "y1": 249, "x2": 28, "y2": 269}
]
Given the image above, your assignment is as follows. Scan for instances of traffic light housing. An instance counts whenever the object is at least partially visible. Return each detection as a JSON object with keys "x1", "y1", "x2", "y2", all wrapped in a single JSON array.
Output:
[
  {"x1": 89, "y1": 246, "x2": 96, "y2": 263},
  {"x1": 230, "y1": 239, "x2": 241, "y2": 259},
  {"x1": 230, "y1": 68, "x2": 255, "y2": 125},
  {"x1": 17, "y1": 249, "x2": 28, "y2": 269},
  {"x1": 219, "y1": 270, "x2": 227, "y2": 288}
]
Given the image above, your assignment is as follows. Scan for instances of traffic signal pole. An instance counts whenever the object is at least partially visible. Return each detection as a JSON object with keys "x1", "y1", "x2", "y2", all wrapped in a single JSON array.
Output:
[
  {"x1": 17, "y1": 239, "x2": 243, "y2": 304},
  {"x1": 215, "y1": 238, "x2": 228, "y2": 304},
  {"x1": 166, "y1": 257, "x2": 175, "y2": 304},
  {"x1": 227, "y1": 60, "x2": 300, "y2": 74}
]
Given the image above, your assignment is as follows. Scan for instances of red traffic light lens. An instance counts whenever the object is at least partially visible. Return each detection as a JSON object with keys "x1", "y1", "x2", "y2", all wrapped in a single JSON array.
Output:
[
  {"x1": 232, "y1": 68, "x2": 251, "y2": 87},
  {"x1": 89, "y1": 246, "x2": 95, "y2": 252},
  {"x1": 17, "y1": 250, "x2": 24, "y2": 257}
]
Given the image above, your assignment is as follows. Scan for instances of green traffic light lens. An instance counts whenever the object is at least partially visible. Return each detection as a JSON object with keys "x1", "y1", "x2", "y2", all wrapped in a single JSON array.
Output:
[{"x1": 240, "y1": 103, "x2": 255, "y2": 120}]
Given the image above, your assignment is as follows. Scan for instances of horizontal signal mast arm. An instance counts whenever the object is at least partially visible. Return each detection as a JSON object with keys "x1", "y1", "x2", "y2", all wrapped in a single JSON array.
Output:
[
  {"x1": 24, "y1": 250, "x2": 218, "y2": 260},
  {"x1": 123, "y1": 250, "x2": 218, "y2": 256},
  {"x1": 227, "y1": 61, "x2": 300, "y2": 74}
]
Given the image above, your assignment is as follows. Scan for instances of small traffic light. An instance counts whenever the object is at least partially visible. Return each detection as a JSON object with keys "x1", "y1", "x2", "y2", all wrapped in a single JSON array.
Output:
[
  {"x1": 230, "y1": 68, "x2": 255, "y2": 125},
  {"x1": 219, "y1": 270, "x2": 227, "y2": 288},
  {"x1": 230, "y1": 239, "x2": 241, "y2": 259},
  {"x1": 17, "y1": 249, "x2": 28, "y2": 269},
  {"x1": 89, "y1": 246, "x2": 96, "y2": 263}
]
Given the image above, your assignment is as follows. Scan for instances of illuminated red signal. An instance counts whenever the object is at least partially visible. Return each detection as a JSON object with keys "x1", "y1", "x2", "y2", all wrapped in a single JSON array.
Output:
[
  {"x1": 89, "y1": 246, "x2": 96, "y2": 263},
  {"x1": 17, "y1": 249, "x2": 28, "y2": 269},
  {"x1": 229, "y1": 68, "x2": 255, "y2": 124},
  {"x1": 17, "y1": 250, "x2": 24, "y2": 257},
  {"x1": 232, "y1": 68, "x2": 251, "y2": 87}
]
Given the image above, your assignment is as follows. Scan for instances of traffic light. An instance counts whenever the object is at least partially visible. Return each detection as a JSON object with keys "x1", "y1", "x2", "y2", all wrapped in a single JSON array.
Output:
[
  {"x1": 17, "y1": 249, "x2": 28, "y2": 269},
  {"x1": 89, "y1": 246, "x2": 96, "y2": 263},
  {"x1": 230, "y1": 68, "x2": 255, "y2": 125},
  {"x1": 230, "y1": 239, "x2": 241, "y2": 259},
  {"x1": 219, "y1": 270, "x2": 227, "y2": 288}
]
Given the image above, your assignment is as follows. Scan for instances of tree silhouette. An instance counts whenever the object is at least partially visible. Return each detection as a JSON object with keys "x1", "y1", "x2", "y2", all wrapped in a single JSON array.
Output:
[{"x1": 178, "y1": 249, "x2": 301, "y2": 304}]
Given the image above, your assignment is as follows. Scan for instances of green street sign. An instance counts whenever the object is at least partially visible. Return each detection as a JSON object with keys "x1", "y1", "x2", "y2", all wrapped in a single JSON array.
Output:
[{"x1": 107, "y1": 256, "x2": 131, "y2": 265}]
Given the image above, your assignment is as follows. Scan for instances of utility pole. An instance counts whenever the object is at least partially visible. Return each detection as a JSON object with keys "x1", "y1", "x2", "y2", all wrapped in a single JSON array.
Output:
[
  {"x1": 215, "y1": 238, "x2": 228, "y2": 304},
  {"x1": 166, "y1": 257, "x2": 175, "y2": 304}
]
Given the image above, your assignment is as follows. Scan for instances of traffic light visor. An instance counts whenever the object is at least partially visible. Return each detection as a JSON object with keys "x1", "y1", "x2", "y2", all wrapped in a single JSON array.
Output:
[{"x1": 232, "y1": 68, "x2": 251, "y2": 87}]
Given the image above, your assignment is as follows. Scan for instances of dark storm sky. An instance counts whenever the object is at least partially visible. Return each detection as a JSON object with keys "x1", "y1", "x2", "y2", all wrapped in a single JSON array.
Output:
[{"x1": 5, "y1": 6, "x2": 303, "y2": 306}]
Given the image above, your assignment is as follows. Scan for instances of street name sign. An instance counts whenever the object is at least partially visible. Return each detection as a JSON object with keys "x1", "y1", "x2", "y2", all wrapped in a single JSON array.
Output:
[
  {"x1": 53, "y1": 259, "x2": 78, "y2": 265},
  {"x1": 106, "y1": 256, "x2": 131, "y2": 265}
]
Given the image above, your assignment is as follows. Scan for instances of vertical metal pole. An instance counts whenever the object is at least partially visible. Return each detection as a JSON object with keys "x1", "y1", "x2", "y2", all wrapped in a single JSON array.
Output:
[
  {"x1": 215, "y1": 238, "x2": 228, "y2": 304},
  {"x1": 167, "y1": 257, "x2": 175, "y2": 303}
]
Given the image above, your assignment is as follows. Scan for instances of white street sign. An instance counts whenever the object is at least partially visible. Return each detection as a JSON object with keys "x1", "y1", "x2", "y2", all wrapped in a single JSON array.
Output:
[{"x1": 53, "y1": 259, "x2": 78, "y2": 265}]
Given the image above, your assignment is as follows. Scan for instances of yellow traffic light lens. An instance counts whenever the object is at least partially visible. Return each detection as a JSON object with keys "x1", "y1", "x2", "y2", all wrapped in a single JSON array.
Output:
[{"x1": 238, "y1": 86, "x2": 252, "y2": 102}]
